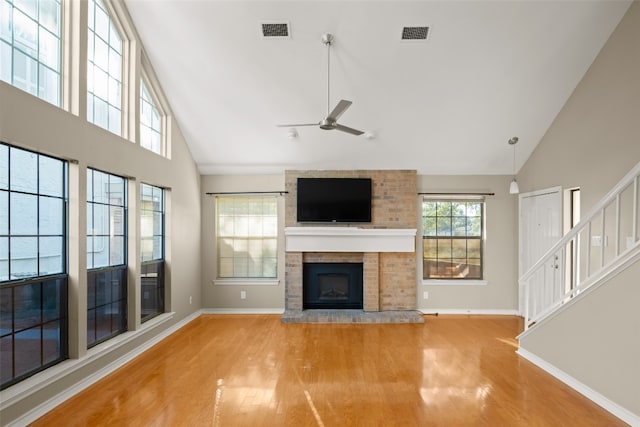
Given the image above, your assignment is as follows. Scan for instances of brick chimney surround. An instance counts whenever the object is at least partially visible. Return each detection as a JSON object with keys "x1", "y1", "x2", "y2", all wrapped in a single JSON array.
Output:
[{"x1": 283, "y1": 170, "x2": 422, "y2": 323}]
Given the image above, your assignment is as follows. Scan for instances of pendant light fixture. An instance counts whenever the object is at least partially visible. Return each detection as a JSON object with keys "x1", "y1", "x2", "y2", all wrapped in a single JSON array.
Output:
[{"x1": 508, "y1": 137, "x2": 520, "y2": 194}]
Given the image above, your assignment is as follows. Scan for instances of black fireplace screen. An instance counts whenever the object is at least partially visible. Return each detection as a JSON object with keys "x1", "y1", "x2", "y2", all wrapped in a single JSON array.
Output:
[{"x1": 303, "y1": 263, "x2": 363, "y2": 309}]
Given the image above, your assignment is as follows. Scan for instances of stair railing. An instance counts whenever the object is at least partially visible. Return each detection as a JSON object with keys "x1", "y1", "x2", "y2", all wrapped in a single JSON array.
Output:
[{"x1": 520, "y1": 160, "x2": 640, "y2": 330}]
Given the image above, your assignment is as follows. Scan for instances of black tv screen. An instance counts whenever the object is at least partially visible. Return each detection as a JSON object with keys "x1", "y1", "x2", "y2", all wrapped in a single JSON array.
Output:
[{"x1": 297, "y1": 178, "x2": 372, "y2": 223}]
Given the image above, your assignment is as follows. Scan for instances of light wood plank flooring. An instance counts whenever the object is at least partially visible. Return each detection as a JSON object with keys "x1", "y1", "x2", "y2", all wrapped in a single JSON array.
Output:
[{"x1": 32, "y1": 314, "x2": 627, "y2": 426}]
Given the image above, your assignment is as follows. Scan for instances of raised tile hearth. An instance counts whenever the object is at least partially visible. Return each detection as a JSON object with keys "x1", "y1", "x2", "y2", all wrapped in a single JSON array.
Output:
[{"x1": 281, "y1": 309, "x2": 424, "y2": 324}]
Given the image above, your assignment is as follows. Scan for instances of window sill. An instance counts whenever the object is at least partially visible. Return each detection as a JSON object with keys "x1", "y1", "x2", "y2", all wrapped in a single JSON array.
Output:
[
  {"x1": 213, "y1": 279, "x2": 280, "y2": 286},
  {"x1": 423, "y1": 279, "x2": 488, "y2": 286}
]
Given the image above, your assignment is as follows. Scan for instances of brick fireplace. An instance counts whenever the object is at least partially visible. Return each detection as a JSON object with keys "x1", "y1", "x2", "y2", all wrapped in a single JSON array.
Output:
[{"x1": 283, "y1": 170, "x2": 419, "y2": 320}]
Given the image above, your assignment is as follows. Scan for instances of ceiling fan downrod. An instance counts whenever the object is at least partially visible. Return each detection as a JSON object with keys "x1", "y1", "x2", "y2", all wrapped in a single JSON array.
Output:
[{"x1": 322, "y1": 33, "x2": 334, "y2": 117}]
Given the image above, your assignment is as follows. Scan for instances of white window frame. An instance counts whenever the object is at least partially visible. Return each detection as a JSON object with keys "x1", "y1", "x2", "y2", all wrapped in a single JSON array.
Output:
[
  {"x1": 86, "y1": 0, "x2": 131, "y2": 137},
  {"x1": 0, "y1": 0, "x2": 63, "y2": 106},
  {"x1": 86, "y1": 168, "x2": 127, "y2": 269},
  {"x1": 1, "y1": 142, "x2": 68, "y2": 280},
  {"x1": 140, "y1": 182, "x2": 165, "y2": 263},
  {"x1": 139, "y1": 69, "x2": 167, "y2": 156},
  {"x1": 213, "y1": 195, "x2": 279, "y2": 286},
  {"x1": 421, "y1": 195, "x2": 487, "y2": 286}
]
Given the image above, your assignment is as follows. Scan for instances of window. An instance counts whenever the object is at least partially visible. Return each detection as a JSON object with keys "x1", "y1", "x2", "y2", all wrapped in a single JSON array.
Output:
[
  {"x1": 87, "y1": 0, "x2": 123, "y2": 135},
  {"x1": 216, "y1": 196, "x2": 277, "y2": 279},
  {"x1": 1, "y1": 142, "x2": 68, "y2": 389},
  {"x1": 139, "y1": 77, "x2": 163, "y2": 155},
  {"x1": 0, "y1": 0, "x2": 62, "y2": 106},
  {"x1": 422, "y1": 198, "x2": 484, "y2": 280},
  {"x1": 86, "y1": 168, "x2": 126, "y2": 347},
  {"x1": 140, "y1": 183, "x2": 164, "y2": 322}
]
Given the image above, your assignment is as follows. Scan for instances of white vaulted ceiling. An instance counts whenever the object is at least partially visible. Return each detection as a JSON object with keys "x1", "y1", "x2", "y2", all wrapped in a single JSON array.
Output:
[{"x1": 124, "y1": 0, "x2": 631, "y2": 175}]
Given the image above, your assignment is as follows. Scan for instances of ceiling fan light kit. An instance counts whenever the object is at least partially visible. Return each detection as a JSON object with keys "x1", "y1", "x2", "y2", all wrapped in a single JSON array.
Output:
[
  {"x1": 277, "y1": 33, "x2": 364, "y2": 136},
  {"x1": 287, "y1": 128, "x2": 298, "y2": 139},
  {"x1": 364, "y1": 131, "x2": 377, "y2": 140}
]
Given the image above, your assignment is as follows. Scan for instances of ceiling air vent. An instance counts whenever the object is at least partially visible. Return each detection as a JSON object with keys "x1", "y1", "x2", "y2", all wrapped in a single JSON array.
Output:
[
  {"x1": 401, "y1": 26, "x2": 430, "y2": 41},
  {"x1": 261, "y1": 22, "x2": 291, "y2": 38}
]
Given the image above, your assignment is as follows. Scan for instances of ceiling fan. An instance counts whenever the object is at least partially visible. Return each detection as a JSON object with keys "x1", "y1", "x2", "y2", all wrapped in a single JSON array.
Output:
[{"x1": 277, "y1": 33, "x2": 364, "y2": 136}]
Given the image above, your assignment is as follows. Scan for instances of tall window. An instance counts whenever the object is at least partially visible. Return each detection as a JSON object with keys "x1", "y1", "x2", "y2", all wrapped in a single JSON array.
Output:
[
  {"x1": 216, "y1": 196, "x2": 277, "y2": 279},
  {"x1": 1, "y1": 142, "x2": 68, "y2": 389},
  {"x1": 139, "y1": 77, "x2": 162, "y2": 155},
  {"x1": 140, "y1": 183, "x2": 164, "y2": 322},
  {"x1": 86, "y1": 168, "x2": 126, "y2": 347},
  {"x1": 87, "y1": 0, "x2": 123, "y2": 135},
  {"x1": 0, "y1": 0, "x2": 62, "y2": 106},
  {"x1": 422, "y1": 198, "x2": 484, "y2": 280}
]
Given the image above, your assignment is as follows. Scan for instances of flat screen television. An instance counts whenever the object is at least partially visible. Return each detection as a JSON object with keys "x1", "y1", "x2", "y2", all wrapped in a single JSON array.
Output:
[{"x1": 297, "y1": 177, "x2": 372, "y2": 223}]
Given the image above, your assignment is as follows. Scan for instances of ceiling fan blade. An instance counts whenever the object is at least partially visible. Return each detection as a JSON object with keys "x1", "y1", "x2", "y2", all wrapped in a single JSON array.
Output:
[
  {"x1": 334, "y1": 123, "x2": 364, "y2": 136},
  {"x1": 276, "y1": 123, "x2": 318, "y2": 127},
  {"x1": 327, "y1": 100, "x2": 352, "y2": 121}
]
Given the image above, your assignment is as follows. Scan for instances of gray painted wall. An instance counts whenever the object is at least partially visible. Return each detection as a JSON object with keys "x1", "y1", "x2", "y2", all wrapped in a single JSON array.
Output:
[
  {"x1": 518, "y1": 1, "x2": 640, "y2": 420},
  {"x1": 517, "y1": 1, "x2": 640, "y2": 213},
  {"x1": 519, "y1": 259, "x2": 640, "y2": 416},
  {"x1": 0, "y1": 75, "x2": 201, "y2": 422},
  {"x1": 417, "y1": 175, "x2": 518, "y2": 312},
  {"x1": 201, "y1": 174, "x2": 286, "y2": 310},
  {"x1": 200, "y1": 173, "x2": 519, "y2": 313},
  {"x1": 0, "y1": 82, "x2": 202, "y2": 322}
]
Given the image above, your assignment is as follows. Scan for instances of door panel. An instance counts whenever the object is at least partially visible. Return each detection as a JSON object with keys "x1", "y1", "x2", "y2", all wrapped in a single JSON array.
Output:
[{"x1": 518, "y1": 187, "x2": 562, "y2": 315}]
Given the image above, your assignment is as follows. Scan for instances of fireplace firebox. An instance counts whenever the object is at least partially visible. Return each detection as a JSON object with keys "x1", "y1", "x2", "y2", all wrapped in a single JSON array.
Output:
[{"x1": 303, "y1": 263, "x2": 363, "y2": 309}]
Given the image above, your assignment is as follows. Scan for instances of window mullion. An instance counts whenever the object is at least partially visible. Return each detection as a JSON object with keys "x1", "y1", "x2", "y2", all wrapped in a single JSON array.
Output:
[{"x1": 7, "y1": 148, "x2": 11, "y2": 279}]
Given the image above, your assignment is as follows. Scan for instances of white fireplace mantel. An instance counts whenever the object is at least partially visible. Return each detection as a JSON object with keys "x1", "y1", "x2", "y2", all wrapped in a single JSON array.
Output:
[{"x1": 285, "y1": 227, "x2": 417, "y2": 253}]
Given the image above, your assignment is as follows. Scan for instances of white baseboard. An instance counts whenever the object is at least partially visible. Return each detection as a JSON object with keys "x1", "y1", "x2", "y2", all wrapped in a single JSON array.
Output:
[
  {"x1": 201, "y1": 308, "x2": 285, "y2": 315},
  {"x1": 419, "y1": 308, "x2": 520, "y2": 316},
  {"x1": 517, "y1": 348, "x2": 640, "y2": 427},
  {"x1": 2, "y1": 310, "x2": 201, "y2": 427}
]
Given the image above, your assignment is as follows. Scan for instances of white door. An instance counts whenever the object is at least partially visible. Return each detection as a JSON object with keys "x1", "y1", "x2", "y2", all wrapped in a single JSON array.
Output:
[{"x1": 518, "y1": 187, "x2": 563, "y2": 315}]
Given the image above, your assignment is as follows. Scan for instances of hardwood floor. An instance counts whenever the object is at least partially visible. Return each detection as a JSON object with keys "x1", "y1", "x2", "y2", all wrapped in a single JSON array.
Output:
[{"x1": 32, "y1": 314, "x2": 626, "y2": 426}]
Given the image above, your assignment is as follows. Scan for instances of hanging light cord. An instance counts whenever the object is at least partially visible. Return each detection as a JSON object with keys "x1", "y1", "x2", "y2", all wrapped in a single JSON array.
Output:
[
  {"x1": 512, "y1": 143, "x2": 516, "y2": 178},
  {"x1": 509, "y1": 136, "x2": 519, "y2": 178}
]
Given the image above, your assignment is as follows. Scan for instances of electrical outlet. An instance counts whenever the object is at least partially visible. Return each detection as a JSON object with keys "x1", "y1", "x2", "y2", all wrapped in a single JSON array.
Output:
[
  {"x1": 189, "y1": 296, "x2": 192, "y2": 305},
  {"x1": 423, "y1": 291, "x2": 429, "y2": 300},
  {"x1": 240, "y1": 291, "x2": 247, "y2": 300}
]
